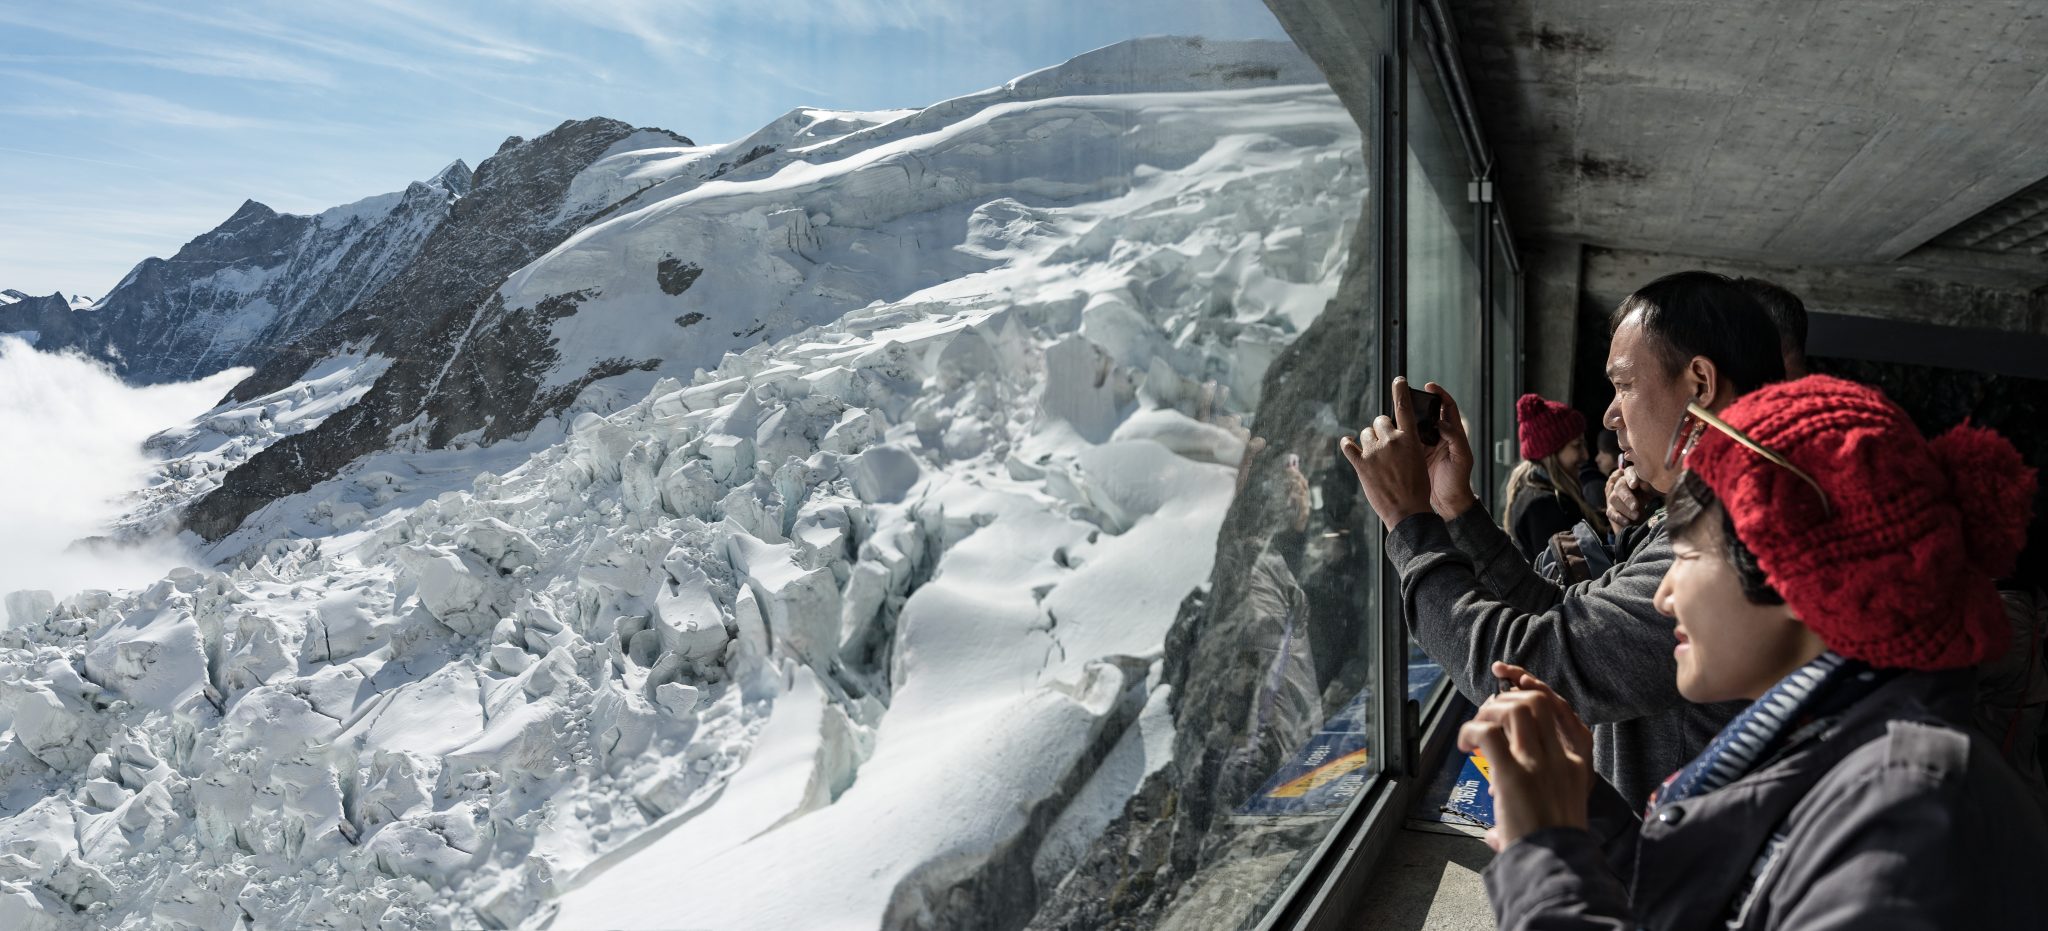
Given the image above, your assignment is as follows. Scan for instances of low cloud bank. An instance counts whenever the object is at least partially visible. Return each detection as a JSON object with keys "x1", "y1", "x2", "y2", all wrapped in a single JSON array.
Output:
[{"x1": 0, "y1": 335, "x2": 248, "y2": 612}]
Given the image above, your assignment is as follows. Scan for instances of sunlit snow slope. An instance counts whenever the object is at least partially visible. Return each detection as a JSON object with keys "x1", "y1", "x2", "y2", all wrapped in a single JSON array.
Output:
[{"x1": 0, "y1": 37, "x2": 1363, "y2": 931}]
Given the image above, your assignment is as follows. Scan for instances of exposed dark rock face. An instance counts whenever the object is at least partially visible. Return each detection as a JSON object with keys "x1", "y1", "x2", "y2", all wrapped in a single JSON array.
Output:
[
  {"x1": 38, "y1": 164, "x2": 468, "y2": 384},
  {"x1": 656, "y1": 256, "x2": 703, "y2": 295},
  {"x1": 709, "y1": 144, "x2": 777, "y2": 179},
  {"x1": 0, "y1": 291, "x2": 99, "y2": 348},
  {"x1": 534, "y1": 288, "x2": 599, "y2": 320},
  {"x1": 186, "y1": 118, "x2": 646, "y2": 541}
]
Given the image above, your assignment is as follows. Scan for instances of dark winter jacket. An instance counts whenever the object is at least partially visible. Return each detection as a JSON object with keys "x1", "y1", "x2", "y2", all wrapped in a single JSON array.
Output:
[
  {"x1": 1388, "y1": 507, "x2": 1742, "y2": 807},
  {"x1": 1977, "y1": 587, "x2": 2048, "y2": 808},
  {"x1": 1505, "y1": 467, "x2": 1578, "y2": 561},
  {"x1": 1576, "y1": 460, "x2": 1607, "y2": 516},
  {"x1": 1484, "y1": 669, "x2": 2048, "y2": 930}
]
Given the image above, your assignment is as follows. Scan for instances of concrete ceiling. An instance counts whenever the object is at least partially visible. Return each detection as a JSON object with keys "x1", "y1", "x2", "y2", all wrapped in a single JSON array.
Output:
[{"x1": 1450, "y1": 0, "x2": 2048, "y2": 268}]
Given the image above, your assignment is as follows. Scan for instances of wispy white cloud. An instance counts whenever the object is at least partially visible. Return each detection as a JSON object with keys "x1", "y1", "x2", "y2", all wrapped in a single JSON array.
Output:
[
  {"x1": 525, "y1": 0, "x2": 970, "y2": 54},
  {"x1": 337, "y1": 0, "x2": 571, "y2": 65},
  {"x1": 787, "y1": 0, "x2": 973, "y2": 32},
  {"x1": 0, "y1": 144, "x2": 145, "y2": 171},
  {"x1": 0, "y1": 9, "x2": 338, "y2": 87},
  {"x1": 136, "y1": 47, "x2": 340, "y2": 87},
  {"x1": 0, "y1": 50, "x2": 336, "y2": 86},
  {"x1": 0, "y1": 71, "x2": 280, "y2": 129},
  {"x1": 136, "y1": 0, "x2": 594, "y2": 83}
]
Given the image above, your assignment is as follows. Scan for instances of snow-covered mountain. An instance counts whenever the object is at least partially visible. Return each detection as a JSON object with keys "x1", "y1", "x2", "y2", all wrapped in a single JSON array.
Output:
[
  {"x1": 0, "y1": 291, "x2": 94, "y2": 349},
  {"x1": 182, "y1": 38, "x2": 1330, "y2": 545},
  {"x1": 0, "y1": 37, "x2": 1376, "y2": 931},
  {"x1": 26, "y1": 162, "x2": 472, "y2": 386},
  {"x1": 180, "y1": 118, "x2": 700, "y2": 541}
]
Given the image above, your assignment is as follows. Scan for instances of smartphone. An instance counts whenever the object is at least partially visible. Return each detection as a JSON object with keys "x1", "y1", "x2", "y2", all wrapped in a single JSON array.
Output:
[{"x1": 1405, "y1": 385, "x2": 1442, "y2": 445}]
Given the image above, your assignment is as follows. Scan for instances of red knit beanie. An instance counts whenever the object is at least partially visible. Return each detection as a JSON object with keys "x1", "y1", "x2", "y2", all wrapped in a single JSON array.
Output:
[
  {"x1": 1517, "y1": 393, "x2": 1584, "y2": 461},
  {"x1": 1687, "y1": 375, "x2": 2037, "y2": 670}
]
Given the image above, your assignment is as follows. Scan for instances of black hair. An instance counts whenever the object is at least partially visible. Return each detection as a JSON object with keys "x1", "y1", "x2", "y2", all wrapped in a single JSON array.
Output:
[
  {"x1": 1734, "y1": 276, "x2": 1809, "y2": 362},
  {"x1": 1666, "y1": 470, "x2": 1784, "y2": 606},
  {"x1": 1598, "y1": 429, "x2": 1621, "y2": 456},
  {"x1": 1610, "y1": 271, "x2": 1787, "y2": 395}
]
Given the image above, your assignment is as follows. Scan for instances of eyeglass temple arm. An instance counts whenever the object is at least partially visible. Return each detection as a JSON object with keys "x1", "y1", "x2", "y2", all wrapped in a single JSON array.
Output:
[{"x1": 1685, "y1": 402, "x2": 1833, "y2": 517}]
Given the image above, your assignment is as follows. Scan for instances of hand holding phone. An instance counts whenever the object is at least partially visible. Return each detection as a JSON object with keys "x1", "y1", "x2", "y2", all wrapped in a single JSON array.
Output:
[{"x1": 1406, "y1": 385, "x2": 1442, "y2": 445}]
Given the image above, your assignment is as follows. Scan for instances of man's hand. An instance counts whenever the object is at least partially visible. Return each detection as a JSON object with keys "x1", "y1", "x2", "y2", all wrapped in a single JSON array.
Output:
[
  {"x1": 1605, "y1": 461, "x2": 1659, "y2": 532},
  {"x1": 1339, "y1": 377, "x2": 1435, "y2": 530},
  {"x1": 1422, "y1": 381, "x2": 1479, "y2": 520},
  {"x1": 1459, "y1": 682, "x2": 1594, "y2": 853}
]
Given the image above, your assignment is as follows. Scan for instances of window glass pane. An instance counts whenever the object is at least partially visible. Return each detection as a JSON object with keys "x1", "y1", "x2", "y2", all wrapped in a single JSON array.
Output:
[
  {"x1": 508, "y1": 9, "x2": 1387, "y2": 931},
  {"x1": 1402, "y1": 57, "x2": 1479, "y2": 701},
  {"x1": 999, "y1": 25, "x2": 1388, "y2": 931},
  {"x1": 1405, "y1": 64, "x2": 1482, "y2": 426},
  {"x1": 0, "y1": 4, "x2": 1385, "y2": 930},
  {"x1": 1491, "y1": 224, "x2": 1522, "y2": 504}
]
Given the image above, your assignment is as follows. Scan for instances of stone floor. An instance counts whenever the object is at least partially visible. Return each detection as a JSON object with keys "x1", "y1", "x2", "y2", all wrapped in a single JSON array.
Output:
[{"x1": 1351, "y1": 823, "x2": 1496, "y2": 931}]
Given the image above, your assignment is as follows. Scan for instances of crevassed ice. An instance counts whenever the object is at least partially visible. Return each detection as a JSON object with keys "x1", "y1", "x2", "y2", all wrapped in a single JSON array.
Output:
[{"x1": 0, "y1": 45, "x2": 1363, "y2": 931}]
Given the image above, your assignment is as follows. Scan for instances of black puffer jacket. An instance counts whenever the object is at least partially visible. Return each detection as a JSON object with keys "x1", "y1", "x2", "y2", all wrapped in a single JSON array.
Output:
[{"x1": 1484, "y1": 670, "x2": 2048, "y2": 930}]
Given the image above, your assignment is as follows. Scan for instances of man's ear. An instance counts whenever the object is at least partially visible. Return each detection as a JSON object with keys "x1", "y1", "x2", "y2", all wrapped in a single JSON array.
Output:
[{"x1": 1687, "y1": 355, "x2": 1724, "y2": 408}]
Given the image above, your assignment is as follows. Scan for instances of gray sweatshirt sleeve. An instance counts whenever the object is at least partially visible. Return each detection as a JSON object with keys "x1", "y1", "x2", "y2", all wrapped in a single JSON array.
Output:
[
  {"x1": 1445, "y1": 504, "x2": 1568, "y2": 613},
  {"x1": 1384, "y1": 512, "x2": 1687, "y2": 727}
]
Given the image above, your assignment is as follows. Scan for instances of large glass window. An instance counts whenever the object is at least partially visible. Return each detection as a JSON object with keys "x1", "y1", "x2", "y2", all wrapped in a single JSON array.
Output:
[
  {"x1": 516, "y1": 9, "x2": 1395, "y2": 931},
  {"x1": 1487, "y1": 216, "x2": 1524, "y2": 505},
  {"x1": 1405, "y1": 61, "x2": 1483, "y2": 437},
  {"x1": 0, "y1": 1, "x2": 1539, "y2": 928},
  {"x1": 1400, "y1": 53, "x2": 1481, "y2": 707}
]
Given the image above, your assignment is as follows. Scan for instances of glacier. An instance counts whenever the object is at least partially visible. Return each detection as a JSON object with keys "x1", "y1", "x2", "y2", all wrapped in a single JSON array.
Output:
[{"x1": 0, "y1": 37, "x2": 1366, "y2": 931}]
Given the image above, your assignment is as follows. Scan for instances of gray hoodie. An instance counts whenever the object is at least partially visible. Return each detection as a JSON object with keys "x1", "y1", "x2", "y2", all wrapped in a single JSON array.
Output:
[{"x1": 1385, "y1": 506, "x2": 1742, "y2": 807}]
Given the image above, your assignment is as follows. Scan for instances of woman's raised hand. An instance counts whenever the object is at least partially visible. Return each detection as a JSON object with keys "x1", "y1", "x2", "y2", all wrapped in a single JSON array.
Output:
[{"x1": 1460, "y1": 667, "x2": 1594, "y2": 853}]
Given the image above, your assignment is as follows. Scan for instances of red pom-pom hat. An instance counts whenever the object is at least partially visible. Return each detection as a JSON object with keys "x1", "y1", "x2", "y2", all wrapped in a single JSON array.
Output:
[
  {"x1": 1684, "y1": 375, "x2": 2036, "y2": 671},
  {"x1": 1518, "y1": 393, "x2": 1585, "y2": 462}
]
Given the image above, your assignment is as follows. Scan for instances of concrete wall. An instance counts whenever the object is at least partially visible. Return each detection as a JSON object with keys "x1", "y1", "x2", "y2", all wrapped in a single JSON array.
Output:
[
  {"x1": 1516, "y1": 237, "x2": 2048, "y2": 405},
  {"x1": 1581, "y1": 245, "x2": 2048, "y2": 337},
  {"x1": 1519, "y1": 238, "x2": 1581, "y2": 401},
  {"x1": 1449, "y1": 0, "x2": 2048, "y2": 267}
]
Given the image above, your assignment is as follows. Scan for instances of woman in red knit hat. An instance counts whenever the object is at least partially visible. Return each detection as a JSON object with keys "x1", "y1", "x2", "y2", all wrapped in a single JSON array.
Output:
[
  {"x1": 1468, "y1": 375, "x2": 2048, "y2": 929},
  {"x1": 1502, "y1": 393, "x2": 1609, "y2": 560}
]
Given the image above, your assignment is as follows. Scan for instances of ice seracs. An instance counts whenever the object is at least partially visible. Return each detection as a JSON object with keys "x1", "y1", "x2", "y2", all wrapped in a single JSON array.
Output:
[{"x1": 0, "y1": 36, "x2": 1363, "y2": 931}]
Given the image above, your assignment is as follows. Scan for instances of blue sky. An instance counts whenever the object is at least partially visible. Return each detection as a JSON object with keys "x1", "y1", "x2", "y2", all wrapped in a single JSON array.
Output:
[{"x1": 0, "y1": 0, "x2": 1294, "y2": 298}]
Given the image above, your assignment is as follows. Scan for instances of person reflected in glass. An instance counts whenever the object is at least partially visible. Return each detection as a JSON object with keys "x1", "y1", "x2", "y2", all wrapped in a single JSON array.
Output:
[
  {"x1": 1467, "y1": 375, "x2": 2048, "y2": 929},
  {"x1": 1339, "y1": 271, "x2": 1784, "y2": 806}
]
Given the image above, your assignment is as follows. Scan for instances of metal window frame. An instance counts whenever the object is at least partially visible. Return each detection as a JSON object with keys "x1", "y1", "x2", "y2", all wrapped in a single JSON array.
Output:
[{"x1": 1253, "y1": 0, "x2": 1524, "y2": 927}]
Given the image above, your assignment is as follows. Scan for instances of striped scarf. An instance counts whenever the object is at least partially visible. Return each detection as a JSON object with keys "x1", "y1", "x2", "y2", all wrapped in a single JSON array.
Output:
[{"x1": 1648, "y1": 651, "x2": 1895, "y2": 814}]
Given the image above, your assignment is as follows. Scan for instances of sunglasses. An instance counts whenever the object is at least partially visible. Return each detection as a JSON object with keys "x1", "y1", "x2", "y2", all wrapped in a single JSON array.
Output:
[{"x1": 1665, "y1": 400, "x2": 1833, "y2": 518}]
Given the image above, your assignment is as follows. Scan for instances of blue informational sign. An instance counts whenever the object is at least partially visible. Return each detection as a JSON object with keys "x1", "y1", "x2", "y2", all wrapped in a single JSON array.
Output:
[{"x1": 1441, "y1": 754, "x2": 1496, "y2": 827}]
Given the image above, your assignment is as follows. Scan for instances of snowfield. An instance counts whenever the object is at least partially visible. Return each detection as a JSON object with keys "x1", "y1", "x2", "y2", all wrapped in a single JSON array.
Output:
[{"x1": 0, "y1": 38, "x2": 1364, "y2": 931}]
